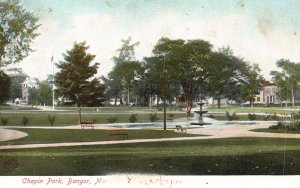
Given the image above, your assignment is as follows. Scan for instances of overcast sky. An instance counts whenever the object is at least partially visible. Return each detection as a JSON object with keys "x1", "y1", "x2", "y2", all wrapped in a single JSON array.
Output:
[{"x1": 12, "y1": 0, "x2": 300, "y2": 80}]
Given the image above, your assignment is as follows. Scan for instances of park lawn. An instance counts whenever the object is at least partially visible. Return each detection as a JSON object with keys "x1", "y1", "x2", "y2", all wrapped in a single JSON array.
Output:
[
  {"x1": 0, "y1": 111, "x2": 187, "y2": 126},
  {"x1": 208, "y1": 107, "x2": 300, "y2": 114},
  {"x1": 252, "y1": 128, "x2": 300, "y2": 134},
  {"x1": 211, "y1": 115, "x2": 266, "y2": 121},
  {"x1": 1, "y1": 137, "x2": 300, "y2": 175},
  {"x1": 0, "y1": 128, "x2": 200, "y2": 145}
]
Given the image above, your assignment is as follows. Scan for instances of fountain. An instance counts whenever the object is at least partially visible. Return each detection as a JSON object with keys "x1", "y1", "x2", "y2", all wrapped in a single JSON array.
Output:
[{"x1": 190, "y1": 101, "x2": 211, "y2": 126}]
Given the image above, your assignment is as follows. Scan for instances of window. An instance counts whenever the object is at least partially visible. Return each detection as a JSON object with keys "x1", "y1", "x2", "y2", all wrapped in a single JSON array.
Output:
[{"x1": 257, "y1": 97, "x2": 260, "y2": 102}]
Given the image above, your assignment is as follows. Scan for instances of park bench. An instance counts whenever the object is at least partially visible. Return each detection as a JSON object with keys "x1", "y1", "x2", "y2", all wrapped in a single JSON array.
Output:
[
  {"x1": 175, "y1": 125, "x2": 187, "y2": 133},
  {"x1": 80, "y1": 121, "x2": 94, "y2": 129},
  {"x1": 108, "y1": 129, "x2": 128, "y2": 139}
]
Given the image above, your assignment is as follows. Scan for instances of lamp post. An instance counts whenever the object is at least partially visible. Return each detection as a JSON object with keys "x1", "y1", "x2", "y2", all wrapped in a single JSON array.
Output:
[{"x1": 163, "y1": 53, "x2": 167, "y2": 130}]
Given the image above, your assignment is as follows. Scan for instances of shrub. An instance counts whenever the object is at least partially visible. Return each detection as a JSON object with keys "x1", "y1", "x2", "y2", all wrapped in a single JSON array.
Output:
[
  {"x1": 107, "y1": 116, "x2": 117, "y2": 123},
  {"x1": 92, "y1": 119, "x2": 97, "y2": 123},
  {"x1": 225, "y1": 111, "x2": 231, "y2": 120},
  {"x1": 231, "y1": 112, "x2": 239, "y2": 120},
  {"x1": 269, "y1": 125, "x2": 280, "y2": 130},
  {"x1": 167, "y1": 113, "x2": 174, "y2": 118},
  {"x1": 166, "y1": 113, "x2": 174, "y2": 120},
  {"x1": 1, "y1": 117, "x2": 8, "y2": 126},
  {"x1": 248, "y1": 113, "x2": 256, "y2": 121},
  {"x1": 149, "y1": 113, "x2": 158, "y2": 122},
  {"x1": 129, "y1": 114, "x2": 138, "y2": 123},
  {"x1": 22, "y1": 116, "x2": 29, "y2": 126},
  {"x1": 269, "y1": 122, "x2": 284, "y2": 130},
  {"x1": 265, "y1": 113, "x2": 279, "y2": 121},
  {"x1": 287, "y1": 125, "x2": 298, "y2": 131},
  {"x1": 208, "y1": 114, "x2": 215, "y2": 119},
  {"x1": 48, "y1": 115, "x2": 56, "y2": 126}
]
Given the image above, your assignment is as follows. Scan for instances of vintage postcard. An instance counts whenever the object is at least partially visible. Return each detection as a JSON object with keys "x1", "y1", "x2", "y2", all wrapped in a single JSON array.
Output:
[{"x1": 1, "y1": 0, "x2": 300, "y2": 187}]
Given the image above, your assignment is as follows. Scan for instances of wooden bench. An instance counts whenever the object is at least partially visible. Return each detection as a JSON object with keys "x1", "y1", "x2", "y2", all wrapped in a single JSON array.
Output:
[
  {"x1": 175, "y1": 125, "x2": 186, "y2": 132},
  {"x1": 80, "y1": 121, "x2": 94, "y2": 129},
  {"x1": 108, "y1": 129, "x2": 128, "y2": 139}
]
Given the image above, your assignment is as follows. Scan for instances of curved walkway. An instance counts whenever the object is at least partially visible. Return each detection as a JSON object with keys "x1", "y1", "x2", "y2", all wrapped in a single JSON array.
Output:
[
  {"x1": 0, "y1": 128, "x2": 28, "y2": 142},
  {"x1": 1, "y1": 124, "x2": 300, "y2": 150}
]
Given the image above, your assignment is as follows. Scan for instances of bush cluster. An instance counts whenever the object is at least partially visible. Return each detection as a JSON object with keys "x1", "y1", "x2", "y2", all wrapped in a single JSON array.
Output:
[
  {"x1": 225, "y1": 111, "x2": 239, "y2": 121},
  {"x1": 149, "y1": 113, "x2": 159, "y2": 122},
  {"x1": 48, "y1": 115, "x2": 56, "y2": 126},
  {"x1": 107, "y1": 116, "x2": 117, "y2": 123},
  {"x1": 248, "y1": 113, "x2": 256, "y2": 121},
  {"x1": 264, "y1": 113, "x2": 279, "y2": 121},
  {"x1": 129, "y1": 114, "x2": 138, "y2": 123},
  {"x1": 0, "y1": 117, "x2": 8, "y2": 126},
  {"x1": 22, "y1": 116, "x2": 29, "y2": 126}
]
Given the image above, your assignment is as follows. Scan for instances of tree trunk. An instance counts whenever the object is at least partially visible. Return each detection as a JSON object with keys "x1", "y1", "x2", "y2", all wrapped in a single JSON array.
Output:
[
  {"x1": 185, "y1": 95, "x2": 192, "y2": 117},
  {"x1": 120, "y1": 97, "x2": 123, "y2": 106},
  {"x1": 114, "y1": 96, "x2": 117, "y2": 106},
  {"x1": 149, "y1": 94, "x2": 152, "y2": 109},
  {"x1": 291, "y1": 89, "x2": 295, "y2": 108},
  {"x1": 127, "y1": 87, "x2": 130, "y2": 106},
  {"x1": 217, "y1": 97, "x2": 221, "y2": 109},
  {"x1": 78, "y1": 106, "x2": 81, "y2": 124}
]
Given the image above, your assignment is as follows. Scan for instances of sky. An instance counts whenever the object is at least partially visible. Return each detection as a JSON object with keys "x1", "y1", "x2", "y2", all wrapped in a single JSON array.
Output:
[{"x1": 11, "y1": 0, "x2": 300, "y2": 80}]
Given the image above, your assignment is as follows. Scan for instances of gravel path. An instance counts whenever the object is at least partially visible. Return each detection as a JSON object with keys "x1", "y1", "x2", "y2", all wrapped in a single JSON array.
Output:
[
  {"x1": 0, "y1": 128, "x2": 28, "y2": 142},
  {"x1": 0, "y1": 124, "x2": 300, "y2": 150}
]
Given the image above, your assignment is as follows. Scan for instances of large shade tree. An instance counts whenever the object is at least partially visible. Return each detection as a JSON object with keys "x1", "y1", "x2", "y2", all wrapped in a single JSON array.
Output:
[
  {"x1": 0, "y1": 0, "x2": 40, "y2": 67},
  {"x1": 109, "y1": 37, "x2": 141, "y2": 105},
  {"x1": 270, "y1": 59, "x2": 300, "y2": 108},
  {"x1": 152, "y1": 37, "x2": 215, "y2": 116},
  {"x1": 6, "y1": 67, "x2": 27, "y2": 102},
  {"x1": 55, "y1": 42, "x2": 104, "y2": 123},
  {"x1": 240, "y1": 63, "x2": 264, "y2": 108}
]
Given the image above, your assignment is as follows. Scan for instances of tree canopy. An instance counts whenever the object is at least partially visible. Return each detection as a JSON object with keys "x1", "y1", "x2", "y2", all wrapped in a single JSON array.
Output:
[
  {"x1": 0, "y1": 70, "x2": 11, "y2": 103},
  {"x1": 270, "y1": 59, "x2": 300, "y2": 108},
  {"x1": 0, "y1": 0, "x2": 40, "y2": 67},
  {"x1": 55, "y1": 41, "x2": 104, "y2": 107},
  {"x1": 109, "y1": 37, "x2": 141, "y2": 105},
  {"x1": 152, "y1": 37, "x2": 217, "y2": 115}
]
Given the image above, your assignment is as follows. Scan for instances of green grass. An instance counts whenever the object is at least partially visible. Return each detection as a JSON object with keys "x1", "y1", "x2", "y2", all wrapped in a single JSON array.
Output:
[
  {"x1": 0, "y1": 128, "x2": 200, "y2": 145},
  {"x1": 252, "y1": 128, "x2": 300, "y2": 134},
  {"x1": 0, "y1": 112, "x2": 187, "y2": 126},
  {"x1": 211, "y1": 115, "x2": 267, "y2": 121},
  {"x1": 209, "y1": 107, "x2": 300, "y2": 114},
  {"x1": 1, "y1": 137, "x2": 300, "y2": 175}
]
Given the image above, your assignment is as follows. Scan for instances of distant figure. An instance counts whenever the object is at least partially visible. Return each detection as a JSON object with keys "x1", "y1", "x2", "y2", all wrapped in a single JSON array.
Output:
[{"x1": 96, "y1": 108, "x2": 99, "y2": 112}]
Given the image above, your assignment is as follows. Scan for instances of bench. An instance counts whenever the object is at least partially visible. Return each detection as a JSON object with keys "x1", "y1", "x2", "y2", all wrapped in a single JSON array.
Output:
[
  {"x1": 108, "y1": 129, "x2": 128, "y2": 139},
  {"x1": 175, "y1": 125, "x2": 186, "y2": 133},
  {"x1": 80, "y1": 121, "x2": 94, "y2": 129}
]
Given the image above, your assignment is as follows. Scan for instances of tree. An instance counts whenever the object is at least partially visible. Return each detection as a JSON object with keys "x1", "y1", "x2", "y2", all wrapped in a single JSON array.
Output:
[
  {"x1": 152, "y1": 37, "x2": 214, "y2": 116},
  {"x1": 109, "y1": 37, "x2": 140, "y2": 105},
  {"x1": 0, "y1": 71, "x2": 10, "y2": 103},
  {"x1": 206, "y1": 47, "x2": 250, "y2": 108},
  {"x1": 38, "y1": 80, "x2": 52, "y2": 106},
  {"x1": 6, "y1": 67, "x2": 27, "y2": 102},
  {"x1": 206, "y1": 51, "x2": 233, "y2": 108},
  {"x1": 28, "y1": 79, "x2": 39, "y2": 106},
  {"x1": 270, "y1": 59, "x2": 300, "y2": 108},
  {"x1": 55, "y1": 41, "x2": 103, "y2": 123},
  {"x1": 0, "y1": 0, "x2": 40, "y2": 67},
  {"x1": 100, "y1": 76, "x2": 123, "y2": 106},
  {"x1": 240, "y1": 63, "x2": 264, "y2": 108}
]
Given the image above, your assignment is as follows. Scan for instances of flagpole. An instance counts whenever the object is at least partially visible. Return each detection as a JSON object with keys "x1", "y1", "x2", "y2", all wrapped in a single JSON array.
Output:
[{"x1": 52, "y1": 51, "x2": 55, "y2": 110}]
